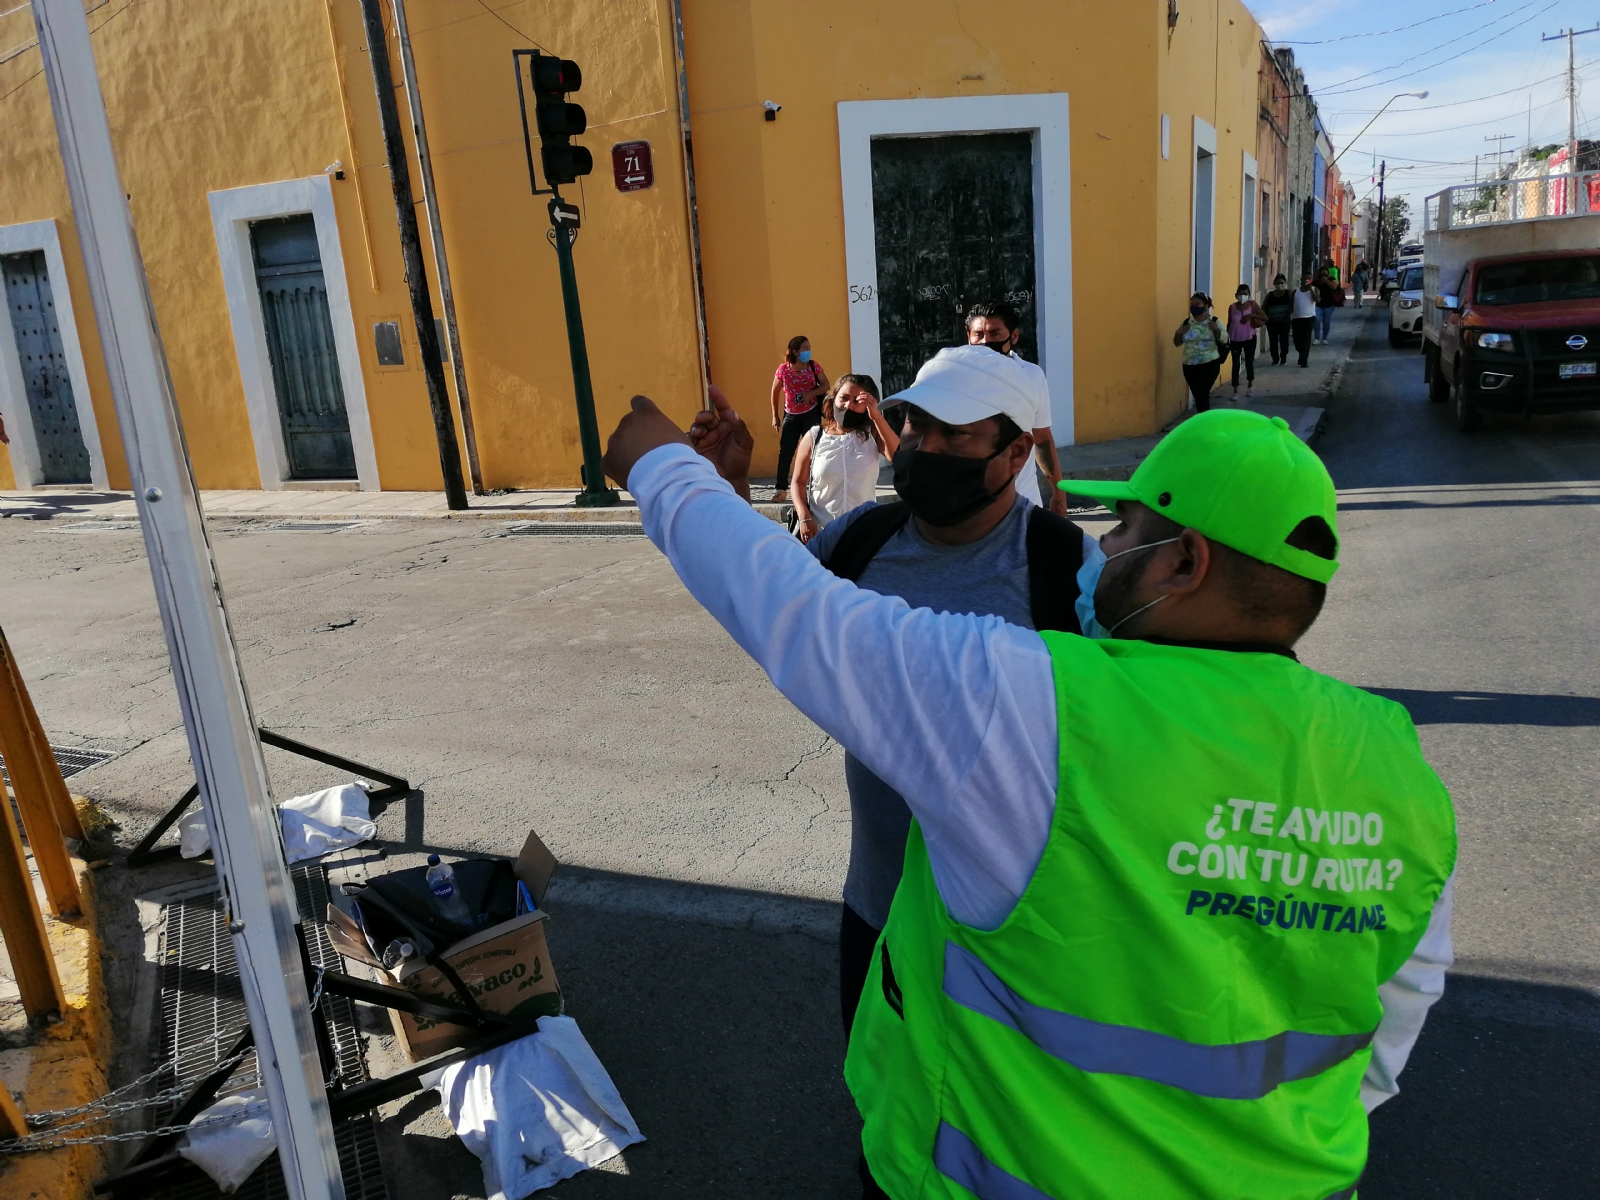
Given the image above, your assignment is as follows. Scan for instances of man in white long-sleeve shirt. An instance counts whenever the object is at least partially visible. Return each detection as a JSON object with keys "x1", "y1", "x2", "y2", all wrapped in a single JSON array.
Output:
[{"x1": 610, "y1": 391, "x2": 1456, "y2": 1200}]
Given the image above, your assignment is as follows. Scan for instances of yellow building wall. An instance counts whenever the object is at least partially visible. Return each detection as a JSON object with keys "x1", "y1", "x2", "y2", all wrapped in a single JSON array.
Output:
[
  {"x1": 684, "y1": 0, "x2": 1269, "y2": 470},
  {"x1": 0, "y1": 0, "x2": 702, "y2": 493},
  {"x1": 1155, "y1": 0, "x2": 1265, "y2": 426}
]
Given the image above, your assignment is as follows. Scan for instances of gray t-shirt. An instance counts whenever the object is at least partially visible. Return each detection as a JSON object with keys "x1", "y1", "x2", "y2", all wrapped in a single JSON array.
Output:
[{"x1": 807, "y1": 496, "x2": 1038, "y2": 929}]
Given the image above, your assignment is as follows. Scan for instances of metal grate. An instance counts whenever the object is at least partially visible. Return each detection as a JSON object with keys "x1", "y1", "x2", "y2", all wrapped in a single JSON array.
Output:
[
  {"x1": 269, "y1": 521, "x2": 364, "y2": 533},
  {"x1": 491, "y1": 521, "x2": 646, "y2": 537},
  {"x1": 142, "y1": 865, "x2": 389, "y2": 1200},
  {"x1": 0, "y1": 742, "x2": 116, "y2": 787}
]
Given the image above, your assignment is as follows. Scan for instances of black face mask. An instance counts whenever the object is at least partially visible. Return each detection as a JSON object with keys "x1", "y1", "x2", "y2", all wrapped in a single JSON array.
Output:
[
  {"x1": 892, "y1": 444, "x2": 1005, "y2": 528},
  {"x1": 984, "y1": 337, "x2": 1012, "y2": 355},
  {"x1": 837, "y1": 405, "x2": 870, "y2": 432}
]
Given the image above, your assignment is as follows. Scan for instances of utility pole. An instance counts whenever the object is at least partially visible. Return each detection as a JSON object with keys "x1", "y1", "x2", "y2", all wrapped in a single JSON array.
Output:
[
  {"x1": 391, "y1": 0, "x2": 485, "y2": 495},
  {"x1": 1484, "y1": 132, "x2": 1516, "y2": 178},
  {"x1": 1543, "y1": 25, "x2": 1600, "y2": 173},
  {"x1": 1375, "y1": 160, "x2": 1386, "y2": 268},
  {"x1": 357, "y1": 0, "x2": 469, "y2": 511}
]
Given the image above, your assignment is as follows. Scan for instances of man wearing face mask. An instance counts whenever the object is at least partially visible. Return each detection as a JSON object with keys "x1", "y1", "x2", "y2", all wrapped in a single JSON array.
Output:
[
  {"x1": 964, "y1": 301, "x2": 1067, "y2": 516},
  {"x1": 604, "y1": 400, "x2": 1456, "y2": 1200},
  {"x1": 803, "y1": 343, "x2": 1095, "y2": 1046}
]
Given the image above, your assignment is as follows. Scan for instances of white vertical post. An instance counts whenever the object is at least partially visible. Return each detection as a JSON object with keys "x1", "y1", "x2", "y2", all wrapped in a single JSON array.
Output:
[{"x1": 29, "y1": 2, "x2": 344, "y2": 1197}]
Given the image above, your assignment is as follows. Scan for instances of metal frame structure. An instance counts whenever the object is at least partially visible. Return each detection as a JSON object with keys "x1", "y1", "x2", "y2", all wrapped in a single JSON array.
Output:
[
  {"x1": 126, "y1": 728, "x2": 410, "y2": 868},
  {"x1": 31, "y1": 0, "x2": 342, "y2": 1193}
]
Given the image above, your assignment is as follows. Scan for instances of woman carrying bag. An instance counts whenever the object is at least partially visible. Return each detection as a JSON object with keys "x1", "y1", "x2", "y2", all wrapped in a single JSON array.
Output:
[
  {"x1": 790, "y1": 375, "x2": 897, "y2": 544},
  {"x1": 1173, "y1": 292, "x2": 1229, "y2": 413},
  {"x1": 769, "y1": 335, "x2": 830, "y2": 503},
  {"x1": 1226, "y1": 284, "x2": 1268, "y2": 396}
]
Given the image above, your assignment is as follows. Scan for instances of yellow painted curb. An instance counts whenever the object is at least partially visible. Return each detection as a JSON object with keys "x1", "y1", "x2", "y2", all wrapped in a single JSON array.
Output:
[{"x1": 0, "y1": 856, "x2": 111, "y2": 1199}]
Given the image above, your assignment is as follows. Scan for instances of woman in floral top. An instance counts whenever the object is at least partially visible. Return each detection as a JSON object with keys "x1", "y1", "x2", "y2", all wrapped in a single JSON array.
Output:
[
  {"x1": 1171, "y1": 292, "x2": 1229, "y2": 413},
  {"x1": 769, "y1": 335, "x2": 829, "y2": 503}
]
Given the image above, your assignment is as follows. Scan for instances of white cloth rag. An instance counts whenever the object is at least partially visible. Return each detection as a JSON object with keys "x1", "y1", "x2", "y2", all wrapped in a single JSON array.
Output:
[
  {"x1": 176, "y1": 1088, "x2": 275, "y2": 1193},
  {"x1": 431, "y1": 1015, "x2": 644, "y2": 1198},
  {"x1": 178, "y1": 781, "x2": 377, "y2": 864}
]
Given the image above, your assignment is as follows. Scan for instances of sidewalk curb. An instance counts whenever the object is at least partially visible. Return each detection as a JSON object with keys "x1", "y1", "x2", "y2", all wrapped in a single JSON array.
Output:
[{"x1": 0, "y1": 854, "x2": 111, "y2": 1200}]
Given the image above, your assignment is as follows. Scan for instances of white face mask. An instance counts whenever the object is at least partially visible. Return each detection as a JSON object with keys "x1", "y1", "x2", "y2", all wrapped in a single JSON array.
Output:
[{"x1": 1074, "y1": 536, "x2": 1182, "y2": 639}]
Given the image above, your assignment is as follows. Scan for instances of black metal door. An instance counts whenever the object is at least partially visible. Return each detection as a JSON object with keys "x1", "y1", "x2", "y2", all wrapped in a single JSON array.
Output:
[
  {"x1": 250, "y1": 215, "x2": 356, "y2": 480},
  {"x1": 871, "y1": 133, "x2": 1037, "y2": 397},
  {"x1": 3, "y1": 250, "x2": 91, "y2": 484}
]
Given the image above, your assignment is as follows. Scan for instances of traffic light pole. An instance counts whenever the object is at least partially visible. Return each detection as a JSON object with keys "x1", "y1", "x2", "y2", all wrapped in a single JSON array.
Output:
[{"x1": 548, "y1": 199, "x2": 619, "y2": 507}]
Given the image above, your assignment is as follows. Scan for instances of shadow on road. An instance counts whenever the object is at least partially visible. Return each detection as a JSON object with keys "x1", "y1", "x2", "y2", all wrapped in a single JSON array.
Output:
[
  {"x1": 1365, "y1": 973, "x2": 1600, "y2": 1198},
  {"x1": 1365, "y1": 688, "x2": 1600, "y2": 727}
]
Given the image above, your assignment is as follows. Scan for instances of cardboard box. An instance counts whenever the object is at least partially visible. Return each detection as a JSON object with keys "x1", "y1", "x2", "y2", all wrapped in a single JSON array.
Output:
[
  {"x1": 341, "y1": 829, "x2": 565, "y2": 1061},
  {"x1": 388, "y1": 908, "x2": 561, "y2": 1060}
]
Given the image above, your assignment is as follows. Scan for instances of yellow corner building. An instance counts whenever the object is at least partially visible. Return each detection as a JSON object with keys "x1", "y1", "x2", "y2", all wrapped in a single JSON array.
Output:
[{"x1": 0, "y1": 0, "x2": 1270, "y2": 493}]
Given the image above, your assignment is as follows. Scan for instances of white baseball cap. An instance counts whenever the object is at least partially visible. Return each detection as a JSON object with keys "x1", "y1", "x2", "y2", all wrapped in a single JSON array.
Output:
[{"x1": 886, "y1": 344, "x2": 1037, "y2": 431}]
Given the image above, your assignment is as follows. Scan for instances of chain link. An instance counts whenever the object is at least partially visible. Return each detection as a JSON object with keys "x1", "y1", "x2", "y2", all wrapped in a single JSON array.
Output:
[
  {"x1": 0, "y1": 1097, "x2": 271, "y2": 1154},
  {"x1": 24, "y1": 1041, "x2": 254, "y2": 1129}
]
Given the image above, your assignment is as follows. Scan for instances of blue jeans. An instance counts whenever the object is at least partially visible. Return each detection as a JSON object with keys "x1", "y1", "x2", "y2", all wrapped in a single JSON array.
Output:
[{"x1": 1314, "y1": 306, "x2": 1334, "y2": 341}]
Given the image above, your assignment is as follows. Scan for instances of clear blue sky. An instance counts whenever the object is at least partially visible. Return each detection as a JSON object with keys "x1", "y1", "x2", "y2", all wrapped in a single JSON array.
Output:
[{"x1": 1252, "y1": 0, "x2": 1600, "y2": 233}]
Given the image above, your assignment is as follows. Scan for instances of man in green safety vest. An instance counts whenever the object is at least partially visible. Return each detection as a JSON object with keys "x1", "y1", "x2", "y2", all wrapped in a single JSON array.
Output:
[{"x1": 603, "y1": 387, "x2": 1457, "y2": 1200}]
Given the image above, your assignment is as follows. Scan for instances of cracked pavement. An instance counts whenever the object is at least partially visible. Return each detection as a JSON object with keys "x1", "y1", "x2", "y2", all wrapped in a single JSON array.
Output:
[{"x1": 0, "y1": 517, "x2": 854, "y2": 901}]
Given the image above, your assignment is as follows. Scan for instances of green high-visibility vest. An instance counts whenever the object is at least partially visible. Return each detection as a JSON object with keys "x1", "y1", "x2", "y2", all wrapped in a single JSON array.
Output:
[{"x1": 845, "y1": 632, "x2": 1456, "y2": 1200}]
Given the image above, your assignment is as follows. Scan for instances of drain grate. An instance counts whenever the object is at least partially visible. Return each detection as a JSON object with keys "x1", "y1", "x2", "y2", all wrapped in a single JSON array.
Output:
[
  {"x1": 57, "y1": 520, "x2": 141, "y2": 531},
  {"x1": 491, "y1": 521, "x2": 646, "y2": 537},
  {"x1": 141, "y1": 865, "x2": 389, "y2": 1200},
  {"x1": 0, "y1": 742, "x2": 116, "y2": 787}
]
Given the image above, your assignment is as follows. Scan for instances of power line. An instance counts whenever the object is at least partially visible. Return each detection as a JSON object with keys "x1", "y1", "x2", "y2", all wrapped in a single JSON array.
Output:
[
  {"x1": 1317, "y1": 2, "x2": 1559, "y2": 97},
  {"x1": 1275, "y1": 0, "x2": 1507, "y2": 44},
  {"x1": 1313, "y1": 0, "x2": 1542, "y2": 93}
]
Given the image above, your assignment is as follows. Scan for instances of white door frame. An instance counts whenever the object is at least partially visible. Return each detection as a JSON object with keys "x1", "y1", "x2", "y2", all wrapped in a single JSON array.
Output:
[
  {"x1": 838, "y1": 93, "x2": 1075, "y2": 444},
  {"x1": 1192, "y1": 117, "x2": 1218, "y2": 297},
  {"x1": 0, "y1": 218, "x2": 109, "y2": 489},
  {"x1": 208, "y1": 175, "x2": 379, "y2": 490},
  {"x1": 1240, "y1": 151, "x2": 1258, "y2": 291}
]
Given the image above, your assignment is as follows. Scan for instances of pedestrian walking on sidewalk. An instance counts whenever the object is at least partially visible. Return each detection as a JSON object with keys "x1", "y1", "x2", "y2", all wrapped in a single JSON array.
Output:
[
  {"x1": 1291, "y1": 275, "x2": 1317, "y2": 367},
  {"x1": 1226, "y1": 286, "x2": 1267, "y2": 396},
  {"x1": 1312, "y1": 274, "x2": 1340, "y2": 345},
  {"x1": 770, "y1": 335, "x2": 830, "y2": 503},
  {"x1": 1351, "y1": 261, "x2": 1370, "y2": 309},
  {"x1": 1174, "y1": 293, "x2": 1228, "y2": 412},
  {"x1": 789, "y1": 375, "x2": 897, "y2": 542},
  {"x1": 1263, "y1": 274, "x2": 1294, "y2": 364}
]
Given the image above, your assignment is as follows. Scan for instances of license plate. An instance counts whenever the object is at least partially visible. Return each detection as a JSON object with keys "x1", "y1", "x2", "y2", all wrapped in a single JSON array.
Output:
[{"x1": 1560, "y1": 361, "x2": 1597, "y2": 378}]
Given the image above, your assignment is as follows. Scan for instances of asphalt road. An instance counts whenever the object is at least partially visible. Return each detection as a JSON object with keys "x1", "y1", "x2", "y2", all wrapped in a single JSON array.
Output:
[{"x1": 2, "y1": 305, "x2": 1597, "y2": 1196}]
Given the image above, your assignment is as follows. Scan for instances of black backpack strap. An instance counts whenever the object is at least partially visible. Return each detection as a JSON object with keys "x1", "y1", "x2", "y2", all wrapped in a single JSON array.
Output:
[
  {"x1": 820, "y1": 501, "x2": 911, "y2": 582},
  {"x1": 1026, "y1": 506, "x2": 1087, "y2": 633}
]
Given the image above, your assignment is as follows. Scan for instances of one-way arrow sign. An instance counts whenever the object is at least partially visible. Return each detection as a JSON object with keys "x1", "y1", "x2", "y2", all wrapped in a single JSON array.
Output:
[{"x1": 549, "y1": 197, "x2": 581, "y2": 227}]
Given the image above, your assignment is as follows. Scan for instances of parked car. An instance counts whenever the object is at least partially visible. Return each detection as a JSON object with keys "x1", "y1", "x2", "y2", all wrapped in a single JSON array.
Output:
[
  {"x1": 1426, "y1": 250, "x2": 1600, "y2": 431},
  {"x1": 1388, "y1": 265, "x2": 1425, "y2": 346},
  {"x1": 1398, "y1": 242, "x2": 1424, "y2": 259}
]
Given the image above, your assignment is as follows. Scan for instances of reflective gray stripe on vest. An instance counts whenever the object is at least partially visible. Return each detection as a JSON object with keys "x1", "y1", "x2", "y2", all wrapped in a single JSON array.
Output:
[
  {"x1": 943, "y1": 941, "x2": 1374, "y2": 1101},
  {"x1": 934, "y1": 1121, "x2": 1059, "y2": 1200}
]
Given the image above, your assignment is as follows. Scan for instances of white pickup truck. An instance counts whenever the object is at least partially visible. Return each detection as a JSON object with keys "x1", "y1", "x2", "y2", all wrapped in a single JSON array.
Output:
[{"x1": 1421, "y1": 174, "x2": 1600, "y2": 430}]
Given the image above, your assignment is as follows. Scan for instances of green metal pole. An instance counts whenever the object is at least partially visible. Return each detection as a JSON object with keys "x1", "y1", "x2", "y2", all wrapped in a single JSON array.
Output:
[{"x1": 549, "y1": 199, "x2": 619, "y2": 507}]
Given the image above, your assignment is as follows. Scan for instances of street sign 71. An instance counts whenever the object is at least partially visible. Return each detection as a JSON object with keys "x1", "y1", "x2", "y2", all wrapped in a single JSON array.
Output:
[{"x1": 611, "y1": 140, "x2": 653, "y2": 192}]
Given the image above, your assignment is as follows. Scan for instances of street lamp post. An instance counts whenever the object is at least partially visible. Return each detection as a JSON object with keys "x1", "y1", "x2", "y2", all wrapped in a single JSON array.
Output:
[{"x1": 1332, "y1": 91, "x2": 1429, "y2": 169}]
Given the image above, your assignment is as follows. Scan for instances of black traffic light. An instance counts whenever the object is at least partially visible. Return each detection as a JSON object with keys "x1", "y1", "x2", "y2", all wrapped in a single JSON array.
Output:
[{"x1": 533, "y1": 55, "x2": 593, "y2": 186}]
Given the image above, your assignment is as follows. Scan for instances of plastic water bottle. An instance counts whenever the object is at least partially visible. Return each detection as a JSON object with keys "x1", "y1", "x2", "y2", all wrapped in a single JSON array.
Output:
[
  {"x1": 426, "y1": 855, "x2": 472, "y2": 929},
  {"x1": 381, "y1": 938, "x2": 416, "y2": 971}
]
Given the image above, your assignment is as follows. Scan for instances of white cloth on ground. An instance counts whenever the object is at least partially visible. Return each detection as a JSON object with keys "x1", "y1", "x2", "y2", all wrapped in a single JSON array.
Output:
[
  {"x1": 629, "y1": 442, "x2": 1454, "y2": 1110},
  {"x1": 176, "y1": 1088, "x2": 275, "y2": 1193},
  {"x1": 177, "y1": 781, "x2": 376, "y2": 864},
  {"x1": 432, "y1": 1015, "x2": 644, "y2": 1199},
  {"x1": 277, "y1": 782, "x2": 377, "y2": 863}
]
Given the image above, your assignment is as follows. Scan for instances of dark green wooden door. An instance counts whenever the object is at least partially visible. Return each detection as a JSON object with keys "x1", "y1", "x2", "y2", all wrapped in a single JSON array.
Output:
[
  {"x1": 3, "y1": 250, "x2": 91, "y2": 484},
  {"x1": 871, "y1": 133, "x2": 1037, "y2": 398},
  {"x1": 250, "y1": 215, "x2": 356, "y2": 480}
]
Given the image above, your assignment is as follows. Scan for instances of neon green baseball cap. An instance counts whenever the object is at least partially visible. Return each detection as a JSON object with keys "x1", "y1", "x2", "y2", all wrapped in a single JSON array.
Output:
[{"x1": 1060, "y1": 410, "x2": 1340, "y2": 583}]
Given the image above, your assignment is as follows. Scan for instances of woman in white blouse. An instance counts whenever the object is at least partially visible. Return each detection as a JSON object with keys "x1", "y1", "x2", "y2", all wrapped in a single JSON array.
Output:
[{"x1": 789, "y1": 374, "x2": 898, "y2": 544}]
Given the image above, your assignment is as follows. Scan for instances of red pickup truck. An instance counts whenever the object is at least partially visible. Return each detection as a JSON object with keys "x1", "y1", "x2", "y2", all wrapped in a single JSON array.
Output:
[{"x1": 1425, "y1": 249, "x2": 1600, "y2": 431}]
